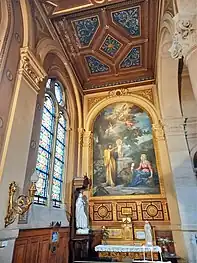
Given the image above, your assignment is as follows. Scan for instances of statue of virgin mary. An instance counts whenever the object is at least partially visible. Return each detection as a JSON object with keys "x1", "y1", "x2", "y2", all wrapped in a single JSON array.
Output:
[
  {"x1": 75, "y1": 192, "x2": 89, "y2": 234},
  {"x1": 144, "y1": 221, "x2": 153, "y2": 246}
]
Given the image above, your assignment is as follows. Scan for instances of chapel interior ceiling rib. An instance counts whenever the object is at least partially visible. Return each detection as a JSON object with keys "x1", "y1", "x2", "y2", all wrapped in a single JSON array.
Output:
[{"x1": 49, "y1": 0, "x2": 160, "y2": 92}]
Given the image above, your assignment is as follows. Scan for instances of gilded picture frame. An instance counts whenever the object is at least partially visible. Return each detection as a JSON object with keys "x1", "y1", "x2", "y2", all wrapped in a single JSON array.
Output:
[{"x1": 84, "y1": 87, "x2": 166, "y2": 201}]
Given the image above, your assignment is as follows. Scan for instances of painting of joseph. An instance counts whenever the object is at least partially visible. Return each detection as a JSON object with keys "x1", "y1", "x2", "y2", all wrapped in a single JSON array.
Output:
[{"x1": 93, "y1": 102, "x2": 160, "y2": 197}]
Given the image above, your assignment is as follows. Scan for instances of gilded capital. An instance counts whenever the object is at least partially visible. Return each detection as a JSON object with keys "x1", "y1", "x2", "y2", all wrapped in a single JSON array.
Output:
[
  {"x1": 152, "y1": 122, "x2": 165, "y2": 141},
  {"x1": 83, "y1": 131, "x2": 93, "y2": 148},
  {"x1": 19, "y1": 47, "x2": 47, "y2": 92},
  {"x1": 169, "y1": 12, "x2": 197, "y2": 61}
]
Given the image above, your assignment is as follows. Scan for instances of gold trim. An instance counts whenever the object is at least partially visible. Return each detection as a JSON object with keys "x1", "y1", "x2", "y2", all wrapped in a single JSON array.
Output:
[
  {"x1": 5, "y1": 181, "x2": 37, "y2": 227},
  {"x1": 19, "y1": 47, "x2": 47, "y2": 93},
  {"x1": 87, "y1": 87, "x2": 154, "y2": 112},
  {"x1": 52, "y1": 4, "x2": 93, "y2": 16},
  {"x1": 84, "y1": 90, "x2": 165, "y2": 200}
]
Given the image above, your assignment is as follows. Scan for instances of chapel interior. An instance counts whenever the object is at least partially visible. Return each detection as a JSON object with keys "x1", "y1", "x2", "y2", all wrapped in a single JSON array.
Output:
[{"x1": 0, "y1": 0, "x2": 197, "y2": 263}]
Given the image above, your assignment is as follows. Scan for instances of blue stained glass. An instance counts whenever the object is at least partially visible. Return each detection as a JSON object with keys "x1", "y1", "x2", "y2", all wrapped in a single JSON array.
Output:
[
  {"x1": 35, "y1": 80, "x2": 67, "y2": 206},
  {"x1": 40, "y1": 126, "x2": 52, "y2": 149},
  {"x1": 55, "y1": 82, "x2": 64, "y2": 106},
  {"x1": 52, "y1": 114, "x2": 66, "y2": 202},
  {"x1": 45, "y1": 96, "x2": 54, "y2": 112},
  {"x1": 35, "y1": 94, "x2": 55, "y2": 203},
  {"x1": 57, "y1": 115, "x2": 66, "y2": 142},
  {"x1": 46, "y1": 79, "x2": 52, "y2": 89},
  {"x1": 55, "y1": 141, "x2": 64, "y2": 161},
  {"x1": 52, "y1": 179, "x2": 61, "y2": 201},
  {"x1": 36, "y1": 147, "x2": 51, "y2": 172},
  {"x1": 59, "y1": 115, "x2": 66, "y2": 127},
  {"x1": 36, "y1": 171, "x2": 48, "y2": 197},
  {"x1": 54, "y1": 158, "x2": 63, "y2": 178}
]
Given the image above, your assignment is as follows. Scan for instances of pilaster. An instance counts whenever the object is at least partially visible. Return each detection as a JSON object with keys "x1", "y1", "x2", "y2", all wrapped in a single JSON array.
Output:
[
  {"x1": 0, "y1": 47, "x2": 46, "y2": 263},
  {"x1": 82, "y1": 131, "x2": 93, "y2": 177},
  {"x1": 163, "y1": 117, "x2": 197, "y2": 262}
]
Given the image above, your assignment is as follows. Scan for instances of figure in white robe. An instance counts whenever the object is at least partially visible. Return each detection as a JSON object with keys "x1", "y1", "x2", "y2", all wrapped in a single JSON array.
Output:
[
  {"x1": 75, "y1": 192, "x2": 89, "y2": 234},
  {"x1": 144, "y1": 221, "x2": 153, "y2": 246}
]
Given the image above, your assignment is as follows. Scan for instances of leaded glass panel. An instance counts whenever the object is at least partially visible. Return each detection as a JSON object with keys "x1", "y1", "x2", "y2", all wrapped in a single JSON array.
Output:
[
  {"x1": 34, "y1": 79, "x2": 67, "y2": 207},
  {"x1": 54, "y1": 82, "x2": 64, "y2": 106},
  {"x1": 35, "y1": 94, "x2": 55, "y2": 204},
  {"x1": 52, "y1": 114, "x2": 66, "y2": 205}
]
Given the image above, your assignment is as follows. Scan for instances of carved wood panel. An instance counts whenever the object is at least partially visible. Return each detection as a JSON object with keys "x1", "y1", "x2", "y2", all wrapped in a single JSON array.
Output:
[{"x1": 12, "y1": 228, "x2": 70, "y2": 263}]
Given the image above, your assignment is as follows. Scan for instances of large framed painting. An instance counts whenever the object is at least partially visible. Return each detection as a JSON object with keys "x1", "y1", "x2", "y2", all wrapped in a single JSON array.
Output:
[{"x1": 92, "y1": 102, "x2": 161, "y2": 197}]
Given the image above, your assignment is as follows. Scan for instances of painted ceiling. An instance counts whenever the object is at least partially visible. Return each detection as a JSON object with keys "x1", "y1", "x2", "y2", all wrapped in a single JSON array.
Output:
[{"x1": 50, "y1": 0, "x2": 159, "y2": 91}]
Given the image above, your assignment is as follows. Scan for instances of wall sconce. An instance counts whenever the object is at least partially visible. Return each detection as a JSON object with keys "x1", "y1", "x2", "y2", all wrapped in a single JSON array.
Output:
[{"x1": 4, "y1": 171, "x2": 38, "y2": 227}]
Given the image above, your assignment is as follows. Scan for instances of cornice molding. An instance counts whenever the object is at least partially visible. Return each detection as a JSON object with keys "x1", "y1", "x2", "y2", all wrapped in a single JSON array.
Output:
[
  {"x1": 19, "y1": 47, "x2": 47, "y2": 92},
  {"x1": 184, "y1": 117, "x2": 197, "y2": 139},
  {"x1": 163, "y1": 117, "x2": 185, "y2": 136},
  {"x1": 169, "y1": 12, "x2": 197, "y2": 62}
]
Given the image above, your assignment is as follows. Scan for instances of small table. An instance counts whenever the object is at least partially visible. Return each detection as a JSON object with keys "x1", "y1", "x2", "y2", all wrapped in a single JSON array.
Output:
[{"x1": 95, "y1": 245, "x2": 164, "y2": 262}]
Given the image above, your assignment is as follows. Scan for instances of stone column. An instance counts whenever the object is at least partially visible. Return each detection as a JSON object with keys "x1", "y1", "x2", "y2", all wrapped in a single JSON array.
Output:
[
  {"x1": 152, "y1": 122, "x2": 187, "y2": 261},
  {"x1": 164, "y1": 117, "x2": 197, "y2": 263},
  {"x1": 0, "y1": 47, "x2": 46, "y2": 263}
]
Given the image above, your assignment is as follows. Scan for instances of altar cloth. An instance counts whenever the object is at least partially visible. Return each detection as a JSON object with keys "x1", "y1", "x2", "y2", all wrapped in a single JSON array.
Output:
[
  {"x1": 95, "y1": 245, "x2": 164, "y2": 262},
  {"x1": 95, "y1": 245, "x2": 162, "y2": 253}
]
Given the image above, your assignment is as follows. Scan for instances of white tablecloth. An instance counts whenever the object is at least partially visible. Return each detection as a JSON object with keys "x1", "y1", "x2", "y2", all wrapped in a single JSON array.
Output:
[{"x1": 95, "y1": 245, "x2": 162, "y2": 253}]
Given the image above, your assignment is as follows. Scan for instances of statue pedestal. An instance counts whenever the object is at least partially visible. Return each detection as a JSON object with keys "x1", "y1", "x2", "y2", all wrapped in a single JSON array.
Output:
[
  {"x1": 76, "y1": 228, "x2": 89, "y2": 235},
  {"x1": 72, "y1": 234, "x2": 90, "y2": 261}
]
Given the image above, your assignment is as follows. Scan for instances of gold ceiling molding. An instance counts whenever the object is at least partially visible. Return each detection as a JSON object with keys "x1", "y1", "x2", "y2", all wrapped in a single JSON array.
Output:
[
  {"x1": 87, "y1": 87, "x2": 154, "y2": 112},
  {"x1": 53, "y1": 4, "x2": 93, "y2": 16},
  {"x1": 19, "y1": 47, "x2": 47, "y2": 92},
  {"x1": 41, "y1": 1, "x2": 57, "y2": 16}
]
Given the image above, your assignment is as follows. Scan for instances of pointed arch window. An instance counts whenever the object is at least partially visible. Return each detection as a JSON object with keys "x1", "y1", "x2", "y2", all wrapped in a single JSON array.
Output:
[{"x1": 34, "y1": 79, "x2": 68, "y2": 207}]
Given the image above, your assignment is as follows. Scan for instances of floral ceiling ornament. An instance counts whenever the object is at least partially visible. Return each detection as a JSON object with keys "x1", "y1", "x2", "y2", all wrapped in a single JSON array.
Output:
[{"x1": 169, "y1": 12, "x2": 197, "y2": 60}]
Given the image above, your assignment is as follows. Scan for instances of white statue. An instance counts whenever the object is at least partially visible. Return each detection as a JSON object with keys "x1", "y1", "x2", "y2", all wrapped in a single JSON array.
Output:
[
  {"x1": 75, "y1": 192, "x2": 89, "y2": 234},
  {"x1": 144, "y1": 221, "x2": 153, "y2": 246}
]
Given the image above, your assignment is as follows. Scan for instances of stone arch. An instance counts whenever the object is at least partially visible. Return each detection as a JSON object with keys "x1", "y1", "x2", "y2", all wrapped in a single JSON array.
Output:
[
  {"x1": 20, "y1": 0, "x2": 35, "y2": 49},
  {"x1": 157, "y1": 12, "x2": 182, "y2": 119},
  {"x1": 36, "y1": 38, "x2": 82, "y2": 129}
]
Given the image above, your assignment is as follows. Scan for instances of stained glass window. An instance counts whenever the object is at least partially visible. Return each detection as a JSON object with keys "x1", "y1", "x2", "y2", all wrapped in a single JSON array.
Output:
[
  {"x1": 35, "y1": 95, "x2": 55, "y2": 205},
  {"x1": 34, "y1": 78, "x2": 67, "y2": 207},
  {"x1": 55, "y1": 82, "x2": 64, "y2": 106},
  {"x1": 52, "y1": 114, "x2": 66, "y2": 207}
]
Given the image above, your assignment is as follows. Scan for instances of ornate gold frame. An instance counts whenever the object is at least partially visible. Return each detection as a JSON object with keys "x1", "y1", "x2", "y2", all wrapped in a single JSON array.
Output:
[
  {"x1": 5, "y1": 181, "x2": 37, "y2": 227},
  {"x1": 83, "y1": 85, "x2": 166, "y2": 200}
]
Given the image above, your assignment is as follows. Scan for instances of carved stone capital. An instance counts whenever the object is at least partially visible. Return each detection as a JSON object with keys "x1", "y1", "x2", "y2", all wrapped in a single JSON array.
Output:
[
  {"x1": 169, "y1": 12, "x2": 197, "y2": 60},
  {"x1": 19, "y1": 47, "x2": 47, "y2": 92}
]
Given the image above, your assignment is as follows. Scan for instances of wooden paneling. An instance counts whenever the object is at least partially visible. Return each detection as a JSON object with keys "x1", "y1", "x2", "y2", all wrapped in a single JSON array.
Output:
[
  {"x1": 12, "y1": 240, "x2": 27, "y2": 263},
  {"x1": 12, "y1": 228, "x2": 70, "y2": 263}
]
